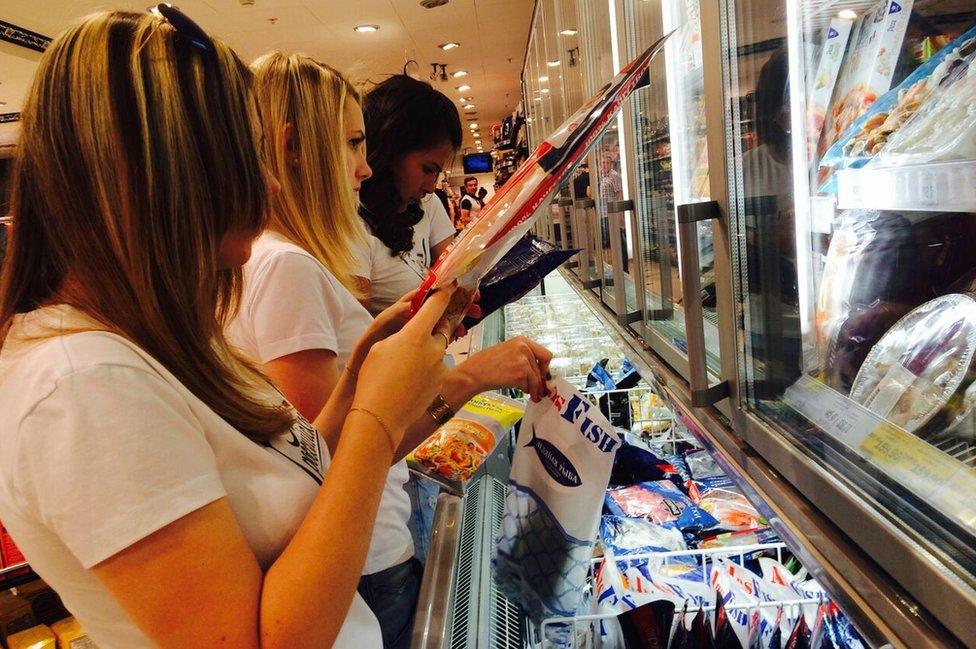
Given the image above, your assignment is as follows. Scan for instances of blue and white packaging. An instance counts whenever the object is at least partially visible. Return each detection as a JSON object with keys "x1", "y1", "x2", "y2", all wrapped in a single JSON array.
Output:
[{"x1": 493, "y1": 378, "x2": 620, "y2": 639}]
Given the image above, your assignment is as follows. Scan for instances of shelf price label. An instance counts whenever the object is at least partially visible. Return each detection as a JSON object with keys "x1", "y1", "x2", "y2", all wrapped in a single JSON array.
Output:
[
  {"x1": 861, "y1": 422, "x2": 976, "y2": 531},
  {"x1": 785, "y1": 376, "x2": 976, "y2": 532}
]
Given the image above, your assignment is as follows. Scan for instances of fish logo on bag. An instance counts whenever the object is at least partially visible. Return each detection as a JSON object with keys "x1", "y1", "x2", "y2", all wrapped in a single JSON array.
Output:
[{"x1": 524, "y1": 426, "x2": 582, "y2": 487}]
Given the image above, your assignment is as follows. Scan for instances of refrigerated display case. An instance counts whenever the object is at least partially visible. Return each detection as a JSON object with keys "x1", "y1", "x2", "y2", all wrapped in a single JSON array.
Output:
[
  {"x1": 725, "y1": 0, "x2": 976, "y2": 644},
  {"x1": 412, "y1": 0, "x2": 976, "y2": 646}
]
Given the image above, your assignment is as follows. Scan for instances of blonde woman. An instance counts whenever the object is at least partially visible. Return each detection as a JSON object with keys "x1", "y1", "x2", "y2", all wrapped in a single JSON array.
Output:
[
  {"x1": 0, "y1": 9, "x2": 459, "y2": 648},
  {"x1": 228, "y1": 53, "x2": 553, "y2": 648}
]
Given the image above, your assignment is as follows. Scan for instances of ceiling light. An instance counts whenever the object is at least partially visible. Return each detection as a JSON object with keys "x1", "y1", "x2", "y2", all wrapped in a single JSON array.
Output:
[
  {"x1": 533, "y1": 96, "x2": 542, "y2": 101},
  {"x1": 456, "y1": 84, "x2": 471, "y2": 92},
  {"x1": 475, "y1": 140, "x2": 482, "y2": 145},
  {"x1": 838, "y1": 9, "x2": 857, "y2": 19},
  {"x1": 538, "y1": 75, "x2": 549, "y2": 82},
  {"x1": 559, "y1": 29, "x2": 578, "y2": 36},
  {"x1": 353, "y1": 24, "x2": 379, "y2": 32},
  {"x1": 468, "y1": 123, "x2": 478, "y2": 129},
  {"x1": 546, "y1": 60, "x2": 560, "y2": 67},
  {"x1": 540, "y1": 88, "x2": 549, "y2": 93},
  {"x1": 464, "y1": 104, "x2": 476, "y2": 110},
  {"x1": 452, "y1": 70, "x2": 468, "y2": 78},
  {"x1": 458, "y1": 97, "x2": 472, "y2": 102},
  {"x1": 439, "y1": 42, "x2": 460, "y2": 50}
]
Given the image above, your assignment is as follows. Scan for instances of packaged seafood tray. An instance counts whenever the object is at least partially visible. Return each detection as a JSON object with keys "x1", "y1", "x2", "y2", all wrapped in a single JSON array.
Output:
[
  {"x1": 849, "y1": 293, "x2": 976, "y2": 440},
  {"x1": 836, "y1": 159, "x2": 976, "y2": 211}
]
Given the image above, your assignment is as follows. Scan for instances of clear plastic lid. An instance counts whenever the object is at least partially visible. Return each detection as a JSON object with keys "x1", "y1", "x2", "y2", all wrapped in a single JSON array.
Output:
[{"x1": 850, "y1": 293, "x2": 976, "y2": 434}]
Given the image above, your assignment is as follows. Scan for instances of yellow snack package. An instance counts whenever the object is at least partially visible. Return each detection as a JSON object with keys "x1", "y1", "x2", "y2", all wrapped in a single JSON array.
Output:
[{"x1": 411, "y1": 394, "x2": 525, "y2": 482}]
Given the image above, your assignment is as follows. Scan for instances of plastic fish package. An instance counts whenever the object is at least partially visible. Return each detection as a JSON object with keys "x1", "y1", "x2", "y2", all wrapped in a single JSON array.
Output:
[
  {"x1": 820, "y1": 23, "x2": 976, "y2": 178},
  {"x1": 599, "y1": 515, "x2": 688, "y2": 557},
  {"x1": 493, "y1": 378, "x2": 621, "y2": 643},
  {"x1": 409, "y1": 393, "x2": 524, "y2": 483},
  {"x1": 604, "y1": 480, "x2": 719, "y2": 532},
  {"x1": 459, "y1": 235, "x2": 579, "y2": 329},
  {"x1": 411, "y1": 34, "x2": 671, "y2": 313},
  {"x1": 609, "y1": 432, "x2": 686, "y2": 490},
  {"x1": 595, "y1": 548, "x2": 713, "y2": 615},
  {"x1": 693, "y1": 475, "x2": 767, "y2": 532}
]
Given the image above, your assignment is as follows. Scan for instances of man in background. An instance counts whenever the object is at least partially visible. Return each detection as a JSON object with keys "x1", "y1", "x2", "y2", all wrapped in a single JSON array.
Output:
[{"x1": 458, "y1": 175, "x2": 484, "y2": 229}]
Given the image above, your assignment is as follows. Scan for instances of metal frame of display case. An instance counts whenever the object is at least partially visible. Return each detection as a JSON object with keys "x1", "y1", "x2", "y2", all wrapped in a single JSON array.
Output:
[{"x1": 518, "y1": 0, "x2": 976, "y2": 646}]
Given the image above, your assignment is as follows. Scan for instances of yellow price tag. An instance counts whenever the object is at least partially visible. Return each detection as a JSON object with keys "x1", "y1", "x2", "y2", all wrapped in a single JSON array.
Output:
[{"x1": 861, "y1": 423, "x2": 976, "y2": 531}]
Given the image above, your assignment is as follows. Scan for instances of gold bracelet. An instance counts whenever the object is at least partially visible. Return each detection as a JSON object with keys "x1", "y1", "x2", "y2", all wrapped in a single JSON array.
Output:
[{"x1": 348, "y1": 407, "x2": 397, "y2": 456}]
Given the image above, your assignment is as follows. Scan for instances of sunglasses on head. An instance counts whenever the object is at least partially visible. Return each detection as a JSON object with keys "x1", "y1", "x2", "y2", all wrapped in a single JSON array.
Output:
[{"x1": 149, "y1": 3, "x2": 214, "y2": 54}]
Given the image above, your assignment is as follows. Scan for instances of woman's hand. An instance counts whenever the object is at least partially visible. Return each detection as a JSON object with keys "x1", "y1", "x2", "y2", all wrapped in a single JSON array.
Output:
[
  {"x1": 352, "y1": 288, "x2": 458, "y2": 445},
  {"x1": 453, "y1": 336, "x2": 553, "y2": 402},
  {"x1": 349, "y1": 289, "x2": 482, "y2": 375}
]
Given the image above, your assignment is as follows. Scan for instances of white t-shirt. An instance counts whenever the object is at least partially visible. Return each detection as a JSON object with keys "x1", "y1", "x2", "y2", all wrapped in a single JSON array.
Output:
[
  {"x1": 458, "y1": 192, "x2": 482, "y2": 219},
  {"x1": 0, "y1": 305, "x2": 382, "y2": 649},
  {"x1": 227, "y1": 231, "x2": 414, "y2": 575},
  {"x1": 352, "y1": 194, "x2": 456, "y2": 317}
]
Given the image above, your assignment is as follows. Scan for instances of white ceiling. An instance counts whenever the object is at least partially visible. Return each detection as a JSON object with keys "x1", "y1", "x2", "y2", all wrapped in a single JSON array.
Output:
[{"x1": 0, "y1": 0, "x2": 536, "y2": 157}]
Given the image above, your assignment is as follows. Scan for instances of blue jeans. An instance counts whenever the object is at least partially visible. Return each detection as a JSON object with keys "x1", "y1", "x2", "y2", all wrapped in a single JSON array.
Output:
[
  {"x1": 358, "y1": 557, "x2": 423, "y2": 649},
  {"x1": 405, "y1": 476, "x2": 441, "y2": 563}
]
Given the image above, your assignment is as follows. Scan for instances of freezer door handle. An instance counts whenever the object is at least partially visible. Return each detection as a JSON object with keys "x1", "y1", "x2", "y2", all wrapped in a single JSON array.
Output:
[
  {"x1": 676, "y1": 200, "x2": 729, "y2": 408},
  {"x1": 606, "y1": 198, "x2": 645, "y2": 326}
]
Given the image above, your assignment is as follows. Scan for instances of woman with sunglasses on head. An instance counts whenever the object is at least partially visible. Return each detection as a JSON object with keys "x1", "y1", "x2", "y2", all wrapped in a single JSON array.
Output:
[
  {"x1": 0, "y1": 10, "x2": 459, "y2": 648},
  {"x1": 226, "y1": 53, "x2": 553, "y2": 649}
]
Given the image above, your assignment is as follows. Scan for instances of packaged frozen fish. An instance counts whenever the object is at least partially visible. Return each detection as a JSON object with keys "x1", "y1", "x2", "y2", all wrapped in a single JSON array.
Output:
[
  {"x1": 411, "y1": 34, "x2": 672, "y2": 314},
  {"x1": 817, "y1": 1, "x2": 914, "y2": 160},
  {"x1": 699, "y1": 527, "x2": 780, "y2": 550},
  {"x1": 616, "y1": 599, "x2": 675, "y2": 649},
  {"x1": 821, "y1": 23, "x2": 976, "y2": 175},
  {"x1": 599, "y1": 515, "x2": 688, "y2": 557},
  {"x1": 685, "y1": 449, "x2": 724, "y2": 480},
  {"x1": 807, "y1": 18, "x2": 855, "y2": 156},
  {"x1": 695, "y1": 476, "x2": 766, "y2": 532},
  {"x1": 410, "y1": 393, "x2": 524, "y2": 482},
  {"x1": 609, "y1": 433, "x2": 685, "y2": 489},
  {"x1": 604, "y1": 480, "x2": 719, "y2": 532},
  {"x1": 714, "y1": 588, "x2": 745, "y2": 649},
  {"x1": 460, "y1": 235, "x2": 579, "y2": 329},
  {"x1": 493, "y1": 378, "x2": 620, "y2": 636},
  {"x1": 596, "y1": 549, "x2": 713, "y2": 614},
  {"x1": 849, "y1": 293, "x2": 976, "y2": 435},
  {"x1": 817, "y1": 211, "x2": 976, "y2": 392}
]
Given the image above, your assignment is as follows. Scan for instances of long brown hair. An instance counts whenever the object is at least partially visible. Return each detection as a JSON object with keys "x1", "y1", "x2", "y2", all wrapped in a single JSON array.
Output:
[
  {"x1": 0, "y1": 11, "x2": 293, "y2": 442},
  {"x1": 251, "y1": 52, "x2": 364, "y2": 295}
]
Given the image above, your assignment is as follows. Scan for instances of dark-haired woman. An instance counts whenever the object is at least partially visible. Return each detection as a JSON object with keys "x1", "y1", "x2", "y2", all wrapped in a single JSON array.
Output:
[{"x1": 352, "y1": 75, "x2": 463, "y2": 316}]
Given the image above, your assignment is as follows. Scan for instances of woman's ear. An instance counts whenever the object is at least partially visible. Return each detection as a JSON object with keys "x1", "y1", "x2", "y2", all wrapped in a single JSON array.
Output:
[{"x1": 280, "y1": 122, "x2": 299, "y2": 168}]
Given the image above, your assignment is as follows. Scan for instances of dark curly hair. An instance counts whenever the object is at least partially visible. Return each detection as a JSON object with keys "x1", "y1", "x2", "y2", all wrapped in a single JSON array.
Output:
[{"x1": 359, "y1": 75, "x2": 462, "y2": 255}]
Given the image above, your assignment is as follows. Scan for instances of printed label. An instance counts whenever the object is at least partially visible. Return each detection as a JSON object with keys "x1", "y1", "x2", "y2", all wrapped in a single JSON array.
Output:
[
  {"x1": 525, "y1": 426, "x2": 582, "y2": 487},
  {"x1": 862, "y1": 362, "x2": 916, "y2": 418}
]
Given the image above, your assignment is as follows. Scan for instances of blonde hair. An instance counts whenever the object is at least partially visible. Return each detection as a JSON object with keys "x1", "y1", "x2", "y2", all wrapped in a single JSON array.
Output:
[
  {"x1": 0, "y1": 11, "x2": 293, "y2": 442},
  {"x1": 251, "y1": 52, "x2": 364, "y2": 296}
]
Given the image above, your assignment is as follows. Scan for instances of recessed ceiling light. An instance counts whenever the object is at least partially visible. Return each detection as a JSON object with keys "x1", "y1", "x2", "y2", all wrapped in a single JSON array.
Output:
[
  {"x1": 464, "y1": 104, "x2": 476, "y2": 110},
  {"x1": 559, "y1": 29, "x2": 578, "y2": 36},
  {"x1": 353, "y1": 24, "x2": 379, "y2": 32},
  {"x1": 0, "y1": 101, "x2": 6, "y2": 106},
  {"x1": 838, "y1": 9, "x2": 857, "y2": 19},
  {"x1": 456, "y1": 84, "x2": 471, "y2": 92},
  {"x1": 546, "y1": 60, "x2": 560, "y2": 67},
  {"x1": 468, "y1": 123, "x2": 478, "y2": 129},
  {"x1": 538, "y1": 75, "x2": 549, "y2": 82},
  {"x1": 458, "y1": 97, "x2": 472, "y2": 102},
  {"x1": 452, "y1": 70, "x2": 468, "y2": 78},
  {"x1": 475, "y1": 140, "x2": 482, "y2": 145},
  {"x1": 533, "y1": 96, "x2": 542, "y2": 101},
  {"x1": 540, "y1": 88, "x2": 549, "y2": 94},
  {"x1": 439, "y1": 42, "x2": 460, "y2": 50}
]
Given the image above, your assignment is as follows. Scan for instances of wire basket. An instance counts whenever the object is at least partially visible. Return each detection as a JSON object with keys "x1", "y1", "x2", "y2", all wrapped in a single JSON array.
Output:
[{"x1": 526, "y1": 542, "x2": 821, "y2": 649}]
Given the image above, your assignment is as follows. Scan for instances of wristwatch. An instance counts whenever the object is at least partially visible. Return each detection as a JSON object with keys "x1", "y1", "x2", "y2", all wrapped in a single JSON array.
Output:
[{"x1": 427, "y1": 394, "x2": 455, "y2": 427}]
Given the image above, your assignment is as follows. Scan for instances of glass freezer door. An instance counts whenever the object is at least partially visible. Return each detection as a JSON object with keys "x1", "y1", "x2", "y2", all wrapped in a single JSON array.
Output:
[
  {"x1": 725, "y1": 0, "x2": 976, "y2": 642},
  {"x1": 621, "y1": 0, "x2": 724, "y2": 380}
]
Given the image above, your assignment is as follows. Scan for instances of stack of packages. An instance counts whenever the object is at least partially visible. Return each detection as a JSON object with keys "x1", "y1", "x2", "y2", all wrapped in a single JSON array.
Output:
[
  {"x1": 596, "y1": 433, "x2": 865, "y2": 647},
  {"x1": 0, "y1": 577, "x2": 94, "y2": 649}
]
